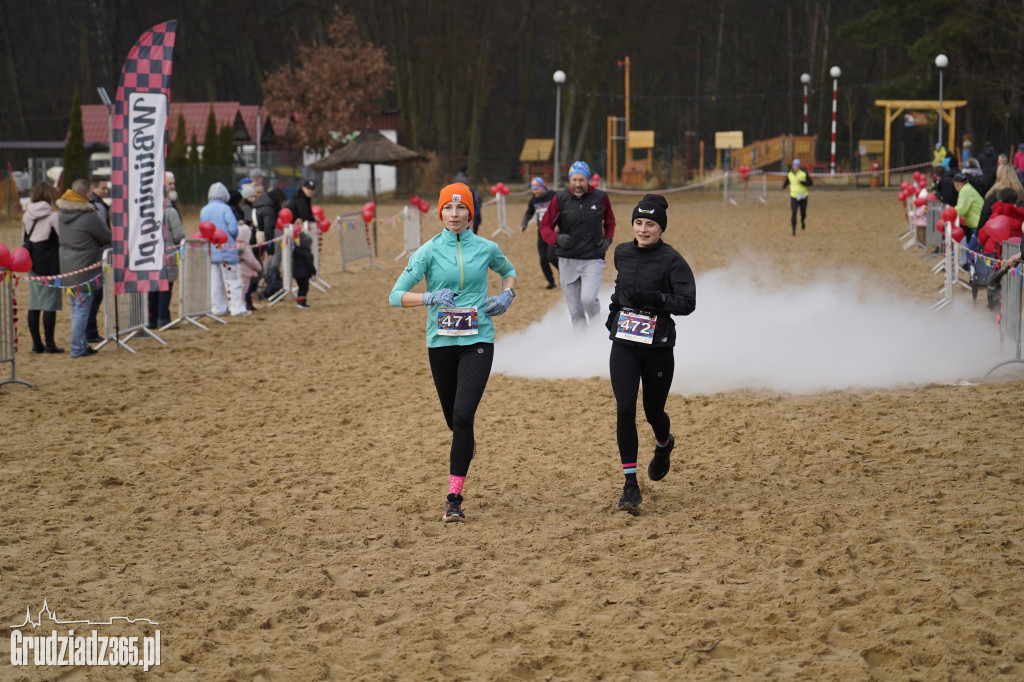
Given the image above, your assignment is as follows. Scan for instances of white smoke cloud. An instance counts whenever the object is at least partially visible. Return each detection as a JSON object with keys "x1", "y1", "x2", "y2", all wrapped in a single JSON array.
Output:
[{"x1": 493, "y1": 265, "x2": 1010, "y2": 394}]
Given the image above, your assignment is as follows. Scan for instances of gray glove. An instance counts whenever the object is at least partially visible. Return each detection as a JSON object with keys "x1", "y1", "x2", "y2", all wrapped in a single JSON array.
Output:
[
  {"x1": 422, "y1": 288, "x2": 456, "y2": 306},
  {"x1": 483, "y1": 288, "x2": 515, "y2": 316},
  {"x1": 555, "y1": 233, "x2": 573, "y2": 249}
]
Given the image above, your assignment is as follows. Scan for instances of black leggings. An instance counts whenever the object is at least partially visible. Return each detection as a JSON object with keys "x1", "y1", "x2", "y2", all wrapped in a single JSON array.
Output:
[
  {"x1": 428, "y1": 342, "x2": 494, "y2": 477},
  {"x1": 790, "y1": 196, "x2": 808, "y2": 230},
  {"x1": 609, "y1": 343, "x2": 674, "y2": 465},
  {"x1": 537, "y1": 233, "x2": 559, "y2": 285}
]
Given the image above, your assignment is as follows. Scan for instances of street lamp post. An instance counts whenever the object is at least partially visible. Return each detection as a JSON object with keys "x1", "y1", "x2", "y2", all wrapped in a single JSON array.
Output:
[
  {"x1": 800, "y1": 73, "x2": 810, "y2": 136},
  {"x1": 553, "y1": 70, "x2": 566, "y2": 189},
  {"x1": 829, "y1": 66, "x2": 841, "y2": 175},
  {"x1": 935, "y1": 54, "x2": 948, "y2": 153}
]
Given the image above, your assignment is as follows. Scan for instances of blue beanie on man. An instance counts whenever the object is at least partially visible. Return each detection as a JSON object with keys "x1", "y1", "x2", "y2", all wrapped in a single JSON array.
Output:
[{"x1": 568, "y1": 160, "x2": 591, "y2": 181}]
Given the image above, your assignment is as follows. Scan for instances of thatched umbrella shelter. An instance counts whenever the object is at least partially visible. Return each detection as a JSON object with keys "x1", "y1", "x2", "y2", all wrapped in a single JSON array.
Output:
[{"x1": 310, "y1": 128, "x2": 428, "y2": 255}]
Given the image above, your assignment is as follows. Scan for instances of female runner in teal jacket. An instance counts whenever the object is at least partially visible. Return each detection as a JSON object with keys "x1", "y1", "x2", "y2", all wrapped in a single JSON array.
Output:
[{"x1": 389, "y1": 183, "x2": 517, "y2": 522}]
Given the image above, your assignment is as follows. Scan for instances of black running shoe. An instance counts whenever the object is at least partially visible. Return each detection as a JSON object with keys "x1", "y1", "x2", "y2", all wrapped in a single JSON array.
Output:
[
  {"x1": 648, "y1": 434, "x2": 674, "y2": 481},
  {"x1": 442, "y1": 493, "x2": 465, "y2": 523},
  {"x1": 617, "y1": 483, "x2": 642, "y2": 514}
]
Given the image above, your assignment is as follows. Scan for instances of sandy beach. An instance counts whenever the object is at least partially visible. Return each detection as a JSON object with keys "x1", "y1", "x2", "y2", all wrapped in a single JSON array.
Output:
[{"x1": 1, "y1": 187, "x2": 1022, "y2": 680}]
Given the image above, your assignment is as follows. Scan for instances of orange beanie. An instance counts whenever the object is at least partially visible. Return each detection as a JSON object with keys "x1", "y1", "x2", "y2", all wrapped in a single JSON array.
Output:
[{"x1": 437, "y1": 183, "x2": 474, "y2": 221}]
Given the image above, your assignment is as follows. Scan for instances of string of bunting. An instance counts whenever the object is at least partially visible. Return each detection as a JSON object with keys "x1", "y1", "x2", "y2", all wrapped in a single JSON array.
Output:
[
  {"x1": 960, "y1": 243, "x2": 1023, "y2": 280},
  {"x1": 14, "y1": 261, "x2": 103, "y2": 295}
]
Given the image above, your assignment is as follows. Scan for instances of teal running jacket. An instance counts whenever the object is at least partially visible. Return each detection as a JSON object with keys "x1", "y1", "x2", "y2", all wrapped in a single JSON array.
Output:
[{"x1": 389, "y1": 228, "x2": 516, "y2": 347}]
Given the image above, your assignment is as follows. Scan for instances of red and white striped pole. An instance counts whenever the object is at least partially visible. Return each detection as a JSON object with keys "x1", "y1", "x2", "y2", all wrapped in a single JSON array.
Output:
[
  {"x1": 800, "y1": 73, "x2": 810, "y2": 136},
  {"x1": 829, "y1": 66, "x2": 841, "y2": 175}
]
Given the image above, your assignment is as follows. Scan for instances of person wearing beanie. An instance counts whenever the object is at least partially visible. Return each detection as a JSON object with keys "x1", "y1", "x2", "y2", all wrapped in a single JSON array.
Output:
[
  {"x1": 389, "y1": 182, "x2": 518, "y2": 523},
  {"x1": 200, "y1": 181, "x2": 250, "y2": 317},
  {"x1": 291, "y1": 230, "x2": 316, "y2": 309},
  {"x1": 782, "y1": 158, "x2": 813, "y2": 235},
  {"x1": 520, "y1": 176, "x2": 558, "y2": 288},
  {"x1": 538, "y1": 159, "x2": 617, "y2": 327},
  {"x1": 453, "y1": 166, "x2": 483, "y2": 233},
  {"x1": 605, "y1": 194, "x2": 696, "y2": 513},
  {"x1": 240, "y1": 182, "x2": 261, "y2": 243},
  {"x1": 290, "y1": 179, "x2": 316, "y2": 224}
]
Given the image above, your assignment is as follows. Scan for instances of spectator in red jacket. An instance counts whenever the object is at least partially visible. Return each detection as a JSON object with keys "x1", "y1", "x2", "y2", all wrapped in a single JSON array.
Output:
[{"x1": 976, "y1": 188, "x2": 1024, "y2": 256}]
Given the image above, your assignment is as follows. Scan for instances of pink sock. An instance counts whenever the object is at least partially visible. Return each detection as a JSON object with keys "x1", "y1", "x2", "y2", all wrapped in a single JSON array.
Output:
[{"x1": 449, "y1": 475, "x2": 465, "y2": 496}]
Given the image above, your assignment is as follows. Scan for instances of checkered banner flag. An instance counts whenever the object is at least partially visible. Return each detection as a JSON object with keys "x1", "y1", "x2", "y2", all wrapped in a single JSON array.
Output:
[{"x1": 111, "y1": 20, "x2": 177, "y2": 294}]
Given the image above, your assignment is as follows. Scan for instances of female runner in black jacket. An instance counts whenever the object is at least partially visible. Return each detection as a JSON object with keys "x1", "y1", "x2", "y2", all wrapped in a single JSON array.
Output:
[{"x1": 605, "y1": 194, "x2": 696, "y2": 513}]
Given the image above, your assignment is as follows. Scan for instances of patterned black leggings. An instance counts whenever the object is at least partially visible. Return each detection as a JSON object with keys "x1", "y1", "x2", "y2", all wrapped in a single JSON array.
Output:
[{"x1": 428, "y1": 343, "x2": 494, "y2": 477}]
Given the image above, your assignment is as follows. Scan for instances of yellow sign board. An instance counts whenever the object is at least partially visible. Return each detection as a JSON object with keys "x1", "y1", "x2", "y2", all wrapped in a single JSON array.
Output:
[
  {"x1": 714, "y1": 131, "x2": 744, "y2": 150},
  {"x1": 858, "y1": 140, "x2": 883, "y2": 155},
  {"x1": 519, "y1": 139, "x2": 554, "y2": 163},
  {"x1": 627, "y1": 130, "x2": 655, "y2": 149}
]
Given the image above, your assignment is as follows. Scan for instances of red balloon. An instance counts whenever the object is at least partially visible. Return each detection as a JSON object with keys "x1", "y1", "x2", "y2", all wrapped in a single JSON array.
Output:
[
  {"x1": 9, "y1": 246, "x2": 32, "y2": 273},
  {"x1": 941, "y1": 206, "x2": 958, "y2": 223},
  {"x1": 0, "y1": 243, "x2": 10, "y2": 269},
  {"x1": 925, "y1": 193, "x2": 937, "y2": 202},
  {"x1": 490, "y1": 184, "x2": 499, "y2": 195},
  {"x1": 418, "y1": 199, "x2": 430, "y2": 214},
  {"x1": 363, "y1": 201, "x2": 376, "y2": 213},
  {"x1": 278, "y1": 208, "x2": 294, "y2": 224},
  {"x1": 410, "y1": 194, "x2": 421, "y2": 205},
  {"x1": 900, "y1": 181, "x2": 911, "y2": 191},
  {"x1": 951, "y1": 226, "x2": 964, "y2": 242},
  {"x1": 190, "y1": 231, "x2": 204, "y2": 240},
  {"x1": 292, "y1": 224, "x2": 303, "y2": 239},
  {"x1": 913, "y1": 196, "x2": 927, "y2": 207},
  {"x1": 211, "y1": 228, "x2": 228, "y2": 245},
  {"x1": 897, "y1": 191, "x2": 907, "y2": 202},
  {"x1": 198, "y1": 221, "x2": 216, "y2": 239},
  {"x1": 501, "y1": 185, "x2": 511, "y2": 195},
  {"x1": 317, "y1": 218, "x2": 331, "y2": 233},
  {"x1": 362, "y1": 209, "x2": 374, "y2": 223},
  {"x1": 312, "y1": 204, "x2": 325, "y2": 219}
]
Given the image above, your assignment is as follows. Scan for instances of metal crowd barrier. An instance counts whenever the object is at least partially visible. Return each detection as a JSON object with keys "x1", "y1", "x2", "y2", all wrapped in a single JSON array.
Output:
[
  {"x1": 929, "y1": 220, "x2": 959, "y2": 312},
  {"x1": 0, "y1": 269, "x2": 33, "y2": 388},
  {"x1": 338, "y1": 213, "x2": 375, "y2": 270},
  {"x1": 987, "y1": 240, "x2": 1023, "y2": 377},
  {"x1": 924, "y1": 201, "x2": 944, "y2": 254},
  {"x1": 93, "y1": 248, "x2": 165, "y2": 353},
  {"x1": 394, "y1": 207, "x2": 421, "y2": 260},
  {"x1": 164, "y1": 238, "x2": 225, "y2": 331},
  {"x1": 268, "y1": 230, "x2": 295, "y2": 307},
  {"x1": 491, "y1": 193, "x2": 514, "y2": 236},
  {"x1": 1000, "y1": 241, "x2": 1022, "y2": 346},
  {"x1": 307, "y1": 221, "x2": 332, "y2": 291},
  {"x1": 723, "y1": 170, "x2": 768, "y2": 205}
]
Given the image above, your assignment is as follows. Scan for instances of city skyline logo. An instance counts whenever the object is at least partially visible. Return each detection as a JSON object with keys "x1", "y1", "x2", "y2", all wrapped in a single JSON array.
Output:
[
  {"x1": 9, "y1": 600, "x2": 161, "y2": 672},
  {"x1": 11, "y1": 599, "x2": 159, "y2": 629}
]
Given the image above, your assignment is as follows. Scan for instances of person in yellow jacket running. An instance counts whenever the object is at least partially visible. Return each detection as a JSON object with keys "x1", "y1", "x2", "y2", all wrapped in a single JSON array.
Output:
[{"x1": 782, "y1": 159, "x2": 813, "y2": 235}]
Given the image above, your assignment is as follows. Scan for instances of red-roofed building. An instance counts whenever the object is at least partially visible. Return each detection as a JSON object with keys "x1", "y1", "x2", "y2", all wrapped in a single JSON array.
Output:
[{"x1": 81, "y1": 102, "x2": 293, "y2": 150}]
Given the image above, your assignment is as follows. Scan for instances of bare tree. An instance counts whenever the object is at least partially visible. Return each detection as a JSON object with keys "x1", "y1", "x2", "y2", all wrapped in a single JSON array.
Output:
[{"x1": 264, "y1": 11, "x2": 394, "y2": 152}]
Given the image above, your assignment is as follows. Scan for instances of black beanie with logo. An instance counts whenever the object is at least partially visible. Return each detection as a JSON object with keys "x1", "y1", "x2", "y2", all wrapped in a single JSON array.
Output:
[{"x1": 631, "y1": 194, "x2": 668, "y2": 230}]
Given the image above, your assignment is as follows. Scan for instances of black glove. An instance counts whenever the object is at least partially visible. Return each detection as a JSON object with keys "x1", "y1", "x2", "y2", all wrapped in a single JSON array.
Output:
[
  {"x1": 555, "y1": 233, "x2": 573, "y2": 249},
  {"x1": 629, "y1": 289, "x2": 663, "y2": 310},
  {"x1": 599, "y1": 237, "x2": 612, "y2": 255}
]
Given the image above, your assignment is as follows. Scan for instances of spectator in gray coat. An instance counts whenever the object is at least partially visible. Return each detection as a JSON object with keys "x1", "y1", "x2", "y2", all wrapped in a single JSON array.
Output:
[{"x1": 58, "y1": 178, "x2": 111, "y2": 357}]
